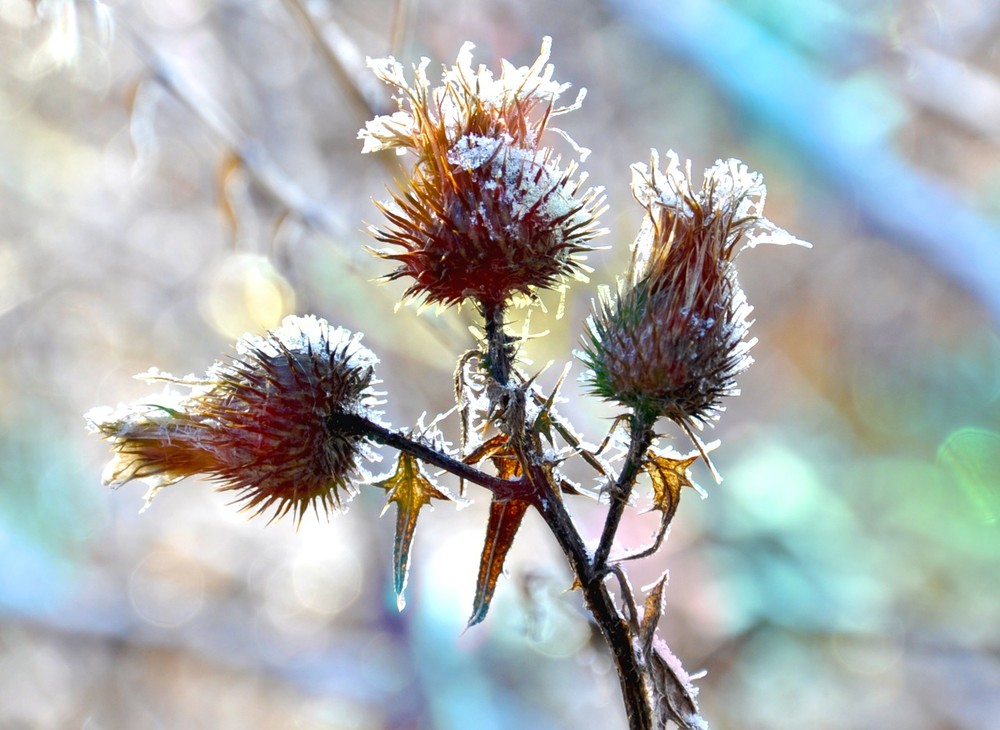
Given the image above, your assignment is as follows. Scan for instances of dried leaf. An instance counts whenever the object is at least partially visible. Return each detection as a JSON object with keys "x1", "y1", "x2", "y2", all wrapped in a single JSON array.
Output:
[
  {"x1": 639, "y1": 571, "x2": 669, "y2": 654},
  {"x1": 524, "y1": 372, "x2": 611, "y2": 482},
  {"x1": 558, "y1": 478, "x2": 583, "y2": 496},
  {"x1": 375, "y1": 452, "x2": 451, "y2": 610},
  {"x1": 464, "y1": 433, "x2": 519, "y2": 477},
  {"x1": 639, "y1": 573, "x2": 706, "y2": 728},
  {"x1": 463, "y1": 435, "x2": 533, "y2": 626},
  {"x1": 532, "y1": 362, "x2": 571, "y2": 447},
  {"x1": 649, "y1": 640, "x2": 707, "y2": 730},
  {"x1": 468, "y1": 496, "x2": 530, "y2": 627},
  {"x1": 463, "y1": 433, "x2": 529, "y2": 491},
  {"x1": 644, "y1": 451, "x2": 699, "y2": 525}
]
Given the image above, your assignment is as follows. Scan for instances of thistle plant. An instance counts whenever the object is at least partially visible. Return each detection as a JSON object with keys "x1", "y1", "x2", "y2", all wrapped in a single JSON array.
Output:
[{"x1": 88, "y1": 38, "x2": 807, "y2": 730}]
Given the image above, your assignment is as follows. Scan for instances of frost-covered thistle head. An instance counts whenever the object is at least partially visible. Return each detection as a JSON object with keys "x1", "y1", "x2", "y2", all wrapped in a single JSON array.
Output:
[
  {"x1": 581, "y1": 150, "x2": 808, "y2": 431},
  {"x1": 359, "y1": 37, "x2": 606, "y2": 309},
  {"x1": 86, "y1": 316, "x2": 381, "y2": 523}
]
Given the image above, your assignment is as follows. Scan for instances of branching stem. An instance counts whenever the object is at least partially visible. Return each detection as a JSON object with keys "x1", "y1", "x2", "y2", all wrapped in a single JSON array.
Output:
[
  {"x1": 477, "y1": 302, "x2": 655, "y2": 729},
  {"x1": 328, "y1": 411, "x2": 530, "y2": 501},
  {"x1": 334, "y1": 304, "x2": 659, "y2": 728},
  {"x1": 593, "y1": 410, "x2": 657, "y2": 572}
]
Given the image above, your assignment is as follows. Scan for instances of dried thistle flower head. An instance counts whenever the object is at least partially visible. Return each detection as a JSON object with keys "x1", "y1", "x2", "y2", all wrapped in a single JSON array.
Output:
[
  {"x1": 359, "y1": 37, "x2": 607, "y2": 309},
  {"x1": 86, "y1": 315, "x2": 381, "y2": 523},
  {"x1": 581, "y1": 150, "x2": 808, "y2": 433}
]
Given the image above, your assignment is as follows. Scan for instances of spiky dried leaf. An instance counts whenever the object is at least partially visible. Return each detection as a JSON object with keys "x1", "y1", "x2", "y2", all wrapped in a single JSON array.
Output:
[
  {"x1": 375, "y1": 452, "x2": 452, "y2": 611},
  {"x1": 468, "y1": 496, "x2": 530, "y2": 627},
  {"x1": 639, "y1": 571, "x2": 669, "y2": 655},
  {"x1": 463, "y1": 434, "x2": 531, "y2": 626},
  {"x1": 644, "y1": 451, "x2": 699, "y2": 525}
]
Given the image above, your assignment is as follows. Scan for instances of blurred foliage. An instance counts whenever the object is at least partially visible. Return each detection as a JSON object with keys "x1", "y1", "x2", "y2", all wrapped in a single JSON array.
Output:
[{"x1": 2, "y1": 0, "x2": 1000, "y2": 728}]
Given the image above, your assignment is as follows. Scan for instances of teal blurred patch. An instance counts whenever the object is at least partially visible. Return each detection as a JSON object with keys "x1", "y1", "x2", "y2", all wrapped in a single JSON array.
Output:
[
  {"x1": 0, "y1": 407, "x2": 107, "y2": 612},
  {"x1": 937, "y1": 428, "x2": 1000, "y2": 525},
  {"x1": 708, "y1": 444, "x2": 883, "y2": 634},
  {"x1": 850, "y1": 329, "x2": 1000, "y2": 443},
  {"x1": 727, "y1": 444, "x2": 828, "y2": 531}
]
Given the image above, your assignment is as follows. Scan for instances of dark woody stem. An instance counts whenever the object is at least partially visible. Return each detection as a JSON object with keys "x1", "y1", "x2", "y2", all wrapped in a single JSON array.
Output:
[
  {"x1": 533, "y1": 487, "x2": 653, "y2": 730},
  {"x1": 518, "y1": 407, "x2": 654, "y2": 729},
  {"x1": 476, "y1": 299, "x2": 654, "y2": 729},
  {"x1": 331, "y1": 403, "x2": 654, "y2": 727},
  {"x1": 480, "y1": 300, "x2": 514, "y2": 387},
  {"x1": 337, "y1": 302, "x2": 655, "y2": 727},
  {"x1": 593, "y1": 409, "x2": 657, "y2": 572},
  {"x1": 327, "y1": 411, "x2": 529, "y2": 501}
]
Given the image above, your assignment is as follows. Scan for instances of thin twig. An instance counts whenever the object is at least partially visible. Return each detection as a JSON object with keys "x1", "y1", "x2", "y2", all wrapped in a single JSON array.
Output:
[
  {"x1": 328, "y1": 410, "x2": 529, "y2": 500},
  {"x1": 282, "y1": 0, "x2": 390, "y2": 121},
  {"x1": 389, "y1": 0, "x2": 411, "y2": 56},
  {"x1": 608, "y1": 563, "x2": 640, "y2": 628},
  {"x1": 124, "y1": 28, "x2": 351, "y2": 245},
  {"x1": 617, "y1": 518, "x2": 670, "y2": 564}
]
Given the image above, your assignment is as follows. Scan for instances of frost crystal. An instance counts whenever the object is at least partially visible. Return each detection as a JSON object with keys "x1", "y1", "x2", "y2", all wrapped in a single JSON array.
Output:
[
  {"x1": 447, "y1": 133, "x2": 505, "y2": 171},
  {"x1": 360, "y1": 37, "x2": 583, "y2": 155}
]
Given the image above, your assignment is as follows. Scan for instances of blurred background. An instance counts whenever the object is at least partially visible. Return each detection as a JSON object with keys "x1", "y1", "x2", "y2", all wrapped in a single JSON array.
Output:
[{"x1": 2, "y1": 0, "x2": 1000, "y2": 728}]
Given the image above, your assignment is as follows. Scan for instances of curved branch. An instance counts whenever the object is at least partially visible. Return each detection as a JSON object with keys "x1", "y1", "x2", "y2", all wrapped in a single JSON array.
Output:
[
  {"x1": 282, "y1": 0, "x2": 391, "y2": 122},
  {"x1": 328, "y1": 411, "x2": 529, "y2": 500}
]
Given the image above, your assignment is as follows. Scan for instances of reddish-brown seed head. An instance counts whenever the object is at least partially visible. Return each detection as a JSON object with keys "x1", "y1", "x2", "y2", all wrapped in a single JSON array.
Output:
[
  {"x1": 360, "y1": 38, "x2": 607, "y2": 309},
  {"x1": 86, "y1": 316, "x2": 381, "y2": 524}
]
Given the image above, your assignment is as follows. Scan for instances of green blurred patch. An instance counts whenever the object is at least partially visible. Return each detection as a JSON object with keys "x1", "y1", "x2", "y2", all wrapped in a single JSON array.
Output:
[{"x1": 937, "y1": 428, "x2": 1000, "y2": 526}]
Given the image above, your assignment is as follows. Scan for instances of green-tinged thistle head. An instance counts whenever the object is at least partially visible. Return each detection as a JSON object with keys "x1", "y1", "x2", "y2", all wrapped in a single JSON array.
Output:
[{"x1": 581, "y1": 150, "x2": 808, "y2": 429}]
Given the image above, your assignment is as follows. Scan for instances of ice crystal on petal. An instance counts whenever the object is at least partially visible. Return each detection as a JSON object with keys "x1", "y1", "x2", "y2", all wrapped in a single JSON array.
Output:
[{"x1": 447, "y1": 133, "x2": 505, "y2": 172}]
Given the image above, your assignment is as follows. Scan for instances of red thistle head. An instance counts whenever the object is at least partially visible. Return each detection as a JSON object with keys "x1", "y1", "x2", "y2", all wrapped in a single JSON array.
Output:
[
  {"x1": 359, "y1": 37, "x2": 607, "y2": 309},
  {"x1": 580, "y1": 150, "x2": 808, "y2": 431},
  {"x1": 86, "y1": 315, "x2": 381, "y2": 523}
]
